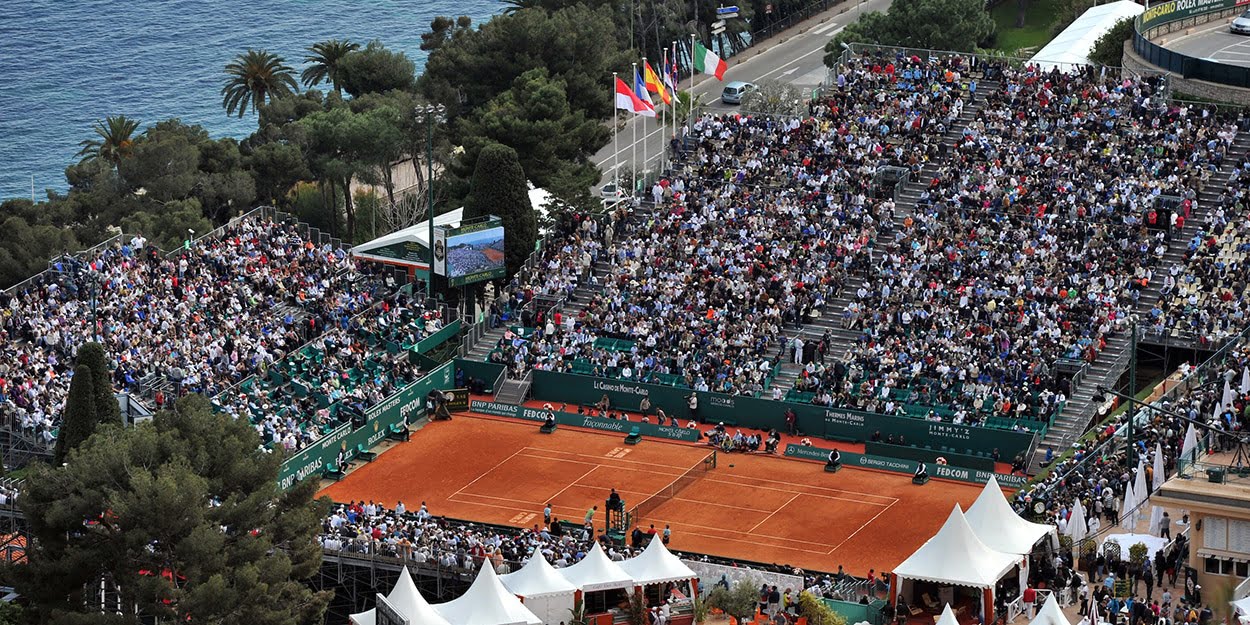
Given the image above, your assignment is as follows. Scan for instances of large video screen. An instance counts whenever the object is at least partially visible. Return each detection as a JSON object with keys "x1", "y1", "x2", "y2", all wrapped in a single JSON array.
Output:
[{"x1": 445, "y1": 225, "x2": 506, "y2": 286}]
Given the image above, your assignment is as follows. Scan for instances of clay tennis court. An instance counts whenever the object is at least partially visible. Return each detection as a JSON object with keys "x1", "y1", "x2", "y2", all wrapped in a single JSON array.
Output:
[{"x1": 319, "y1": 413, "x2": 993, "y2": 574}]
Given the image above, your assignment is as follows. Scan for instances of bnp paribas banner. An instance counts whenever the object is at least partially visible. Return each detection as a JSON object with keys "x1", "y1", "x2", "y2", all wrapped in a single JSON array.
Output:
[
  {"x1": 1140, "y1": 0, "x2": 1250, "y2": 30},
  {"x1": 469, "y1": 400, "x2": 700, "y2": 442},
  {"x1": 275, "y1": 361, "x2": 455, "y2": 491},
  {"x1": 782, "y1": 444, "x2": 1029, "y2": 490}
]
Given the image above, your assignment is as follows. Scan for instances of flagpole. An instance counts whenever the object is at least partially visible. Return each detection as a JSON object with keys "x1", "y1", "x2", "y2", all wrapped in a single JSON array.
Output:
[
  {"x1": 612, "y1": 72, "x2": 619, "y2": 195},
  {"x1": 661, "y1": 48, "x2": 668, "y2": 170},
  {"x1": 690, "y1": 34, "x2": 696, "y2": 123},
  {"x1": 641, "y1": 57, "x2": 649, "y2": 185},
  {"x1": 631, "y1": 61, "x2": 638, "y2": 197},
  {"x1": 673, "y1": 40, "x2": 679, "y2": 144}
]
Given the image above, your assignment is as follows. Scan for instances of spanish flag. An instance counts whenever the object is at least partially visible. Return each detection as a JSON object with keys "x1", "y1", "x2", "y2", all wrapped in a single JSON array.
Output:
[{"x1": 643, "y1": 60, "x2": 671, "y2": 105}]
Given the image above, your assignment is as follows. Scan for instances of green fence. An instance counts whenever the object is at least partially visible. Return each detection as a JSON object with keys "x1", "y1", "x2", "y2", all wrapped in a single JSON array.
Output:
[
  {"x1": 415, "y1": 320, "x2": 462, "y2": 354},
  {"x1": 518, "y1": 369, "x2": 1036, "y2": 458},
  {"x1": 456, "y1": 360, "x2": 507, "y2": 391},
  {"x1": 865, "y1": 441, "x2": 995, "y2": 471},
  {"x1": 275, "y1": 361, "x2": 455, "y2": 491},
  {"x1": 824, "y1": 599, "x2": 886, "y2": 625},
  {"x1": 783, "y1": 443, "x2": 1029, "y2": 488},
  {"x1": 469, "y1": 400, "x2": 701, "y2": 442}
]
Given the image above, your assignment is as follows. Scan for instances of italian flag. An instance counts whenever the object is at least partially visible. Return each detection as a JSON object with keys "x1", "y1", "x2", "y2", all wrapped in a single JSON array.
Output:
[{"x1": 693, "y1": 41, "x2": 727, "y2": 80}]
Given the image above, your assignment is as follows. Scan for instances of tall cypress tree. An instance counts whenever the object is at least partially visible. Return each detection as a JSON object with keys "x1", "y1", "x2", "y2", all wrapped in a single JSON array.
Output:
[
  {"x1": 53, "y1": 365, "x2": 97, "y2": 465},
  {"x1": 462, "y1": 142, "x2": 536, "y2": 277},
  {"x1": 75, "y1": 342, "x2": 121, "y2": 426}
]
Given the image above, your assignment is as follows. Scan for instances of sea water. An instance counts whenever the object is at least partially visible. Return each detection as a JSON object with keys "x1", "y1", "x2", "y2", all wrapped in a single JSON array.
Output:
[{"x1": 0, "y1": 0, "x2": 499, "y2": 201}]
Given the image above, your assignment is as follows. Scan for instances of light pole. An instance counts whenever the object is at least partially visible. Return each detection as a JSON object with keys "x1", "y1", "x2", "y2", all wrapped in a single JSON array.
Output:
[{"x1": 416, "y1": 104, "x2": 446, "y2": 299}]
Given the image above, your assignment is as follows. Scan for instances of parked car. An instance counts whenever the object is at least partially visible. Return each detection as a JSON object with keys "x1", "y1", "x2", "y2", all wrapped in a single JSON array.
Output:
[
  {"x1": 1231, "y1": 9, "x2": 1250, "y2": 34},
  {"x1": 721, "y1": 81, "x2": 757, "y2": 104}
]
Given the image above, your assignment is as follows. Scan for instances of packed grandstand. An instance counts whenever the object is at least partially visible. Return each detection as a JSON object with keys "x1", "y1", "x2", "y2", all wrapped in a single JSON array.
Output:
[{"x1": 3, "y1": 51, "x2": 1250, "y2": 621}]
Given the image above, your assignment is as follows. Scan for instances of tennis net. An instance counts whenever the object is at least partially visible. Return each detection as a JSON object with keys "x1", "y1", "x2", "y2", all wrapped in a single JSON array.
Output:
[{"x1": 629, "y1": 451, "x2": 716, "y2": 523}]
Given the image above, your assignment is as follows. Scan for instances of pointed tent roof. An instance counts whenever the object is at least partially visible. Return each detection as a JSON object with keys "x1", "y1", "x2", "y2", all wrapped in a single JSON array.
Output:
[
  {"x1": 349, "y1": 609, "x2": 375, "y2": 625},
  {"x1": 936, "y1": 604, "x2": 961, "y2": 625},
  {"x1": 1029, "y1": 594, "x2": 1072, "y2": 625},
  {"x1": 618, "y1": 536, "x2": 698, "y2": 586},
  {"x1": 434, "y1": 562, "x2": 543, "y2": 625},
  {"x1": 390, "y1": 567, "x2": 453, "y2": 625},
  {"x1": 500, "y1": 551, "x2": 579, "y2": 598},
  {"x1": 965, "y1": 476, "x2": 1056, "y2": 555},
  {"x1": 558, "y1": 542, "x2": 635, "y2": 591},
  {"x1": 894, "y1": 505, "x2": 1020, "y2": 588}
]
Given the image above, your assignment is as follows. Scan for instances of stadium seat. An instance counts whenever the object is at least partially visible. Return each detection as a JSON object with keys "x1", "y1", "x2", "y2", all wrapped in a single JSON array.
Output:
[
  {"x1": 323, "y1": 462, "x2": 346, "y2": 481},
  {"x1": 912, "y1": 474, "x2": 930, "y2": 485},
  {"x1": 624, "y1": 427, "x2": 642, "y2": 445},
  {"x1": 387, "y1": 423, "x2": 410, "y2": 442},
  {"x1": 354, "y1": 444, "x2": 377, "y2": 463},
  {"x1": 540, "y1": 421, "x2": 557, "y2": 434},
  {"x1": 824, "y1": 463, "x2": 842, "y2": 473}
]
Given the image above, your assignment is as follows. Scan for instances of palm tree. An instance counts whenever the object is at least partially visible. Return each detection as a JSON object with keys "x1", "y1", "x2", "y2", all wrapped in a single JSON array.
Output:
[
  {"x1": 221, "y1": 49, "x2": 298, "y2": 118},
  {"x1": 76, "y1": 115, "x2": 141, "y2": 165},
  {"x1": 499, "y1": 0, "x2": 544, "y2": 13},
  {"x1": 301, "y1": 39, "x2": 360, "y2": 94}
]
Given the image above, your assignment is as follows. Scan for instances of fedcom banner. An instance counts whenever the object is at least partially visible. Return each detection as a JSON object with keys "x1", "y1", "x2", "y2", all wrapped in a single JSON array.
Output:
[
  {"x1": 275, "y1": 361, "x2": 455, "y2": 491},
  {"x1": 782, "y1": 444, "x2": 1029, "y2": 489}
]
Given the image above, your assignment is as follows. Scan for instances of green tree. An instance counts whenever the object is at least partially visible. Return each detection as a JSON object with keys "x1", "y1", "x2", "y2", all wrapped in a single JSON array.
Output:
[
  {"x1": 221, "y1": 49, "x2": 299, "y2": 117},
  {"x1": 76, "y1": 115, "x2": 142, "y2": 167},
  {"x1": 337, "y1": 41, "x2": 416, "y2": 97},
  {"x1": 463, "y1": 143, "x2": 535, "y2": 275},
  {"x1": 1088, "y1": 17, "x2": 1134, "y2": 67},
  {"x1": 824, "y1": 0, "x2": 996, "y2": 66},
  {"x1": 75, "y1": 342, "x2": 121, "y2": 427},
  {"x1": 420, "y1": 4, "x2": 626, "y2": 120},
  {"x1": 18, "y1": 394, "x2": 332, "y2": 624},
  {"x1": 118, "y1": 124, "x2": 202, "y2": 201},
  {"x1": 706, "y1": 580, "x2": 761, "y2": 623},
  {"x1": 740, "y1": 80, "x2": 807, "y2": 116},
  {"x1": 420, "y1": 16, "x2": 475, "y2": 52},
  {"x1": 300, "y1": 39, "x2": 360, "y2": 95},
  {"x1": 53, "y1": 365, "x2": 98, "y2": 465},
  {"x1": 246, "y1": 141, "x2": 313, "y2": 207},
  {"x1": 457, "y1": 68, "x2": 607, "y2": 189}
]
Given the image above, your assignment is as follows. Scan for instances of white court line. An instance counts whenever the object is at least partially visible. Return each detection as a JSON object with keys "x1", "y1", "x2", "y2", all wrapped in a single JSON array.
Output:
[
  {"x1": 544, "y1": 465, "x2": 604, "y2": 505},
  {"x1": 826, "y1": 499, "x2": 898, "y2": 555},
  {"x1": 746, "y1": 492, "x2": 803, "y2": 533},
  {"x1": 813, "y1": 20, "x2": 843, "y2": 35},
  {"x1": 447, "y1": 447, "x2": 528, "y2": 500},
  {"x1": 520, "y1": 447, "x2": 698, "y2": 472}
]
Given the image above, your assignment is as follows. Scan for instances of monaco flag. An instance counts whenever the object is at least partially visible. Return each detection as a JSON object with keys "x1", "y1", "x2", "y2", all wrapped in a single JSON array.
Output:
[{"x1": 615, "y1": 76, "x2": 656, "y2": 117}]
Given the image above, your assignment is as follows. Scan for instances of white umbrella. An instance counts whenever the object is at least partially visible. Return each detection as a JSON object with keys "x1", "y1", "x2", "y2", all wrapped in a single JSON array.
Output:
[
  {"x1": 1241, "y1": 367, "x2": 1250, "y2": 395},
  {"x1": 1122, "y1": 479, "x2": 1137, "y2": 531},
  {"x1": 1223, "y1": 378, "x2": 1235, "y2": 410},
  {"x1": 1067, "y1": 498, "x2": 1089, "y2": 547},
  {"x1": 1180, "y1": 423, "x2": 1198, "y2": 467},
  {"x1": 1149, "y1": 442, "x2": 1165, "y2": 536}
]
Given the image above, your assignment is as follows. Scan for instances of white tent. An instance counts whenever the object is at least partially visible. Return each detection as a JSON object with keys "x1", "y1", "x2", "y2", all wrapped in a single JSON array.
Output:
[
  {"x1": 1030, "y1": 1, "x2": 1144, "y2": 69},
  {"x1": 936, "y1": 604, "x2": 961, "y2": 625},
  {"x1": 1181, "y1": 423, "x2": 1199, "y2": 466},
  {"x1": 1030, "y1": 594, "x2": 1072, "y2": 625},
  {"x1": 434, "y1": 562, "x2": 543, "y2": 625},
  {"x1": 618, "y1": 536, "x2": 698, "y2": 586},
  {"x1": 500, "y1": 553, "x2": 579, "y2": 625},
  {"x1": 1241, "y1": 368, "x2": 1249, "y2": 395},
  {"x1": 965, "y1": 476, "x2": 1057, "y2": 554},
  {"x1": 350, "y1": 567, "x2": 452, "y2": 625},
  {"x1": 1131, "y1": 460, "x2": 1148, "y2": 531},
  {"x1": 1150, "y1": 442, "x2": 1166, "y2": 535},
  {"x1": 558, "y1": 542, "x2": 634, "y2": 591},
  {"x1": 894, "y1": 505, "x2": 1020, "y2": 588},
  {"x1": 1232, "y1": 595, "x2": 1250, "y2": 619}
]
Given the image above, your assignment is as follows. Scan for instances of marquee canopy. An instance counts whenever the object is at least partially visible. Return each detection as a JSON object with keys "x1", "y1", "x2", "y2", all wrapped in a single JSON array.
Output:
[
  {"x1": 558, "y1": 542, "x2": 634, "y2": 592},
  {"x1": 936, "y1": 604, "x2": 961, "y2": 625},
  {"x1": 1030, "y1": 594, "x2": 1073, "y2": 625},
  {"x1": 349, "y1": 567, "x2": 451, "y2": 625},
  {"x1": 965, "y1": 476, "x2": 1057, "y2": 554},
  {"x1": 618, "y1": 536, "x2": 698, "y2": 586},
  {"x1": 500, "y1": 552, "x2": 579, "y2": 598},
  {"x1": 434, "y1": 562, "x2": 543, "y2": 625},
  {"x1": 893, "y1": 505, "x2": 1020, "y2": 589},
  {"x1": 1029, "y1": 0, "x2": 1143, "y2": 70}
]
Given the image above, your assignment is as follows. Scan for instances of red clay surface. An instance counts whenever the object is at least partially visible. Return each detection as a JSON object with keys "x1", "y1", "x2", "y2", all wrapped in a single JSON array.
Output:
[{"x1": 320, "y1": 411, "x2": 998, "y2": 575}]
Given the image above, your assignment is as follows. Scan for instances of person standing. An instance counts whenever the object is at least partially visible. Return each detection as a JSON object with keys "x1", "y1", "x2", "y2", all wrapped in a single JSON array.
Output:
[
  {"x1": 768, "y1": 586, "x2": 781, "y2": 617},
  {"x1": 662, "y1": 524, "x2": 671, "y2": 545},
  {"x1": 544, "y1": 502, "x2": 552, "y2": 525},
  {"x1": 687, "y1": 393, "x2": 699, "y2": 423},
  {"x1": 640, "y1": 396, "x2": 652, "y2": 418},
  {"x1": 584, "y1": 505, "x2": 596, "y2": 528}
]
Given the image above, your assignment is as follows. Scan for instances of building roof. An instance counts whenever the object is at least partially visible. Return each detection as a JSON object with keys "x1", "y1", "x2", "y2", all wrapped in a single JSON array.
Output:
[{"x1": 1030, "y1": 0, "x2": 1144, "y2": 69}]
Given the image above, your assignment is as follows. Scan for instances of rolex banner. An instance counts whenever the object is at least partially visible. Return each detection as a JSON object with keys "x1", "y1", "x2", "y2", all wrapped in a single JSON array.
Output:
[{"x1": 432, "y1": 226, "x2": 447, "y2": 277}]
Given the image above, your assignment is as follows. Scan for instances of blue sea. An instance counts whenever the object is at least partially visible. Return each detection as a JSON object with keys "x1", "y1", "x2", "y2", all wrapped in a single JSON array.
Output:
[{"x1": 0, "y1": 0, "x2": 500, "y2": 201}]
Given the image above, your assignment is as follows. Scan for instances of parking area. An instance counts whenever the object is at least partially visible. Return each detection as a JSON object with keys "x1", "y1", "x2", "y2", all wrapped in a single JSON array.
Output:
[{"x1": 1160, "y1": 17, "x2": 1250, "y2": 69}]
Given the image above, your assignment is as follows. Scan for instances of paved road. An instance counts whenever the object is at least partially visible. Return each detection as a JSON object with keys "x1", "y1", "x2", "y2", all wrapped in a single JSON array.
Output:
[
  {"x1": 592, "y1": 0, "x2": 892, "y2": 192},
  {"x1": 1159, "y1": 17, "x2": 1250, "y2": 68}
]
